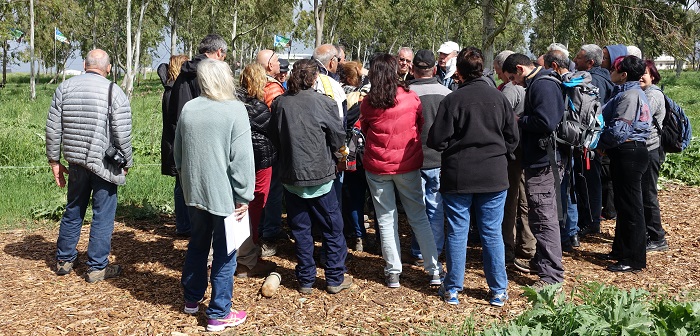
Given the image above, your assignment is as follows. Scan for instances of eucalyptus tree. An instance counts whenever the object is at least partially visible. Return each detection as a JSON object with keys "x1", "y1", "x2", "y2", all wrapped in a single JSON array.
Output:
[{"x1": 529, "y1": 0, "x2": 690, "y2": 61}]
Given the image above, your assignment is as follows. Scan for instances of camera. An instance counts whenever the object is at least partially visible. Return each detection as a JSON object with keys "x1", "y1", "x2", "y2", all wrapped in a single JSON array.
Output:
[{"x1": 104, "y1": 146, "x2": 127, "y2": 169}]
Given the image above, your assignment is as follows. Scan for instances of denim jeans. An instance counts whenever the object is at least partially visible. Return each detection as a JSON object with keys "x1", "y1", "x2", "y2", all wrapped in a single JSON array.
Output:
[
  {"x1": 174, "y1": 174, "x2": 191, "y2": 234},
  {"x1": 365, "y1": 170, "x2": 440, "y2": 276},
  {"x1": 56, "y1": 164, "x2": 118, "y2": 271},
  {"x1": 442, "y1": 190, "x2": 508, "y2": 295},
  {"x1": 284, "y1": 186, "x2": 347, "y2": 287},
  {"x1": 411, "y1": 168, "x2": 444, "y2": 259},
  {"x1": 260, "y1": 164, "x2": 284, "y2": 240},
  {"x1": 342, "y1": 169, "x2": 368, "y2": 238},
  {"x1": 559, "y1": 167, "x2": 579, "y2": 244},
  {"x1": 181, "y1": 207, "x2": 236, "y2": 319}
]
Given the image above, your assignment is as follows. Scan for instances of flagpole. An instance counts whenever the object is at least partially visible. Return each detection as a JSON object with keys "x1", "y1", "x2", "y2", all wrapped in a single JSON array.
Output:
[
  {"x1": 54, "y1": 27, "x2": 57, "y2": 76},
  {"x1": 287, "y1": 34, "x2": 292, "y2": 60}
]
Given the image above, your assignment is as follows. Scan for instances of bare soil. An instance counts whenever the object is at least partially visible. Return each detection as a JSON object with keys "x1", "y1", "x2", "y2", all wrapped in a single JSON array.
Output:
[{"x1": 1, "y1": 183, "x2": 699, "y2": 335}]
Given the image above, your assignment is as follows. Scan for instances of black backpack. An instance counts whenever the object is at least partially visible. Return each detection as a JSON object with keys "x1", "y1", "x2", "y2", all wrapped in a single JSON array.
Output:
[
  {"x1": 339, "y1": 101, "x2": 365, "y2": 172},
  {"x1": 652, "y1": 88, "x2": 693, "y2": 153}
]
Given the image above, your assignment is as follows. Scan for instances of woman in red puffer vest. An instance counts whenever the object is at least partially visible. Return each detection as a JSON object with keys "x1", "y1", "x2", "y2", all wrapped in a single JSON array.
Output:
[{"x1": 360, "y1": 53, "x2": 442, "y2": 289}]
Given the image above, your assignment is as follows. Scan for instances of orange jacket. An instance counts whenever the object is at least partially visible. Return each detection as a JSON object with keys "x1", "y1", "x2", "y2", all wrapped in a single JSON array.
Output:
[{"x1": 264, "y1": 77, "x2": 285, "y2": 109}]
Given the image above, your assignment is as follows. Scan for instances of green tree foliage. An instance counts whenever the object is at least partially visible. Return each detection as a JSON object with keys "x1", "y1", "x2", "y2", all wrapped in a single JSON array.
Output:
[{"x1": 530, "y1": 0, "x2": 691, "y2": 59}]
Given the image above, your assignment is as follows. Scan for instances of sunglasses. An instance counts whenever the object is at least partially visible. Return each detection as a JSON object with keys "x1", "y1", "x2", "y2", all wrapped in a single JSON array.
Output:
[{"x1": 398, "y1": 57, "x2": 412, "y2": 63}]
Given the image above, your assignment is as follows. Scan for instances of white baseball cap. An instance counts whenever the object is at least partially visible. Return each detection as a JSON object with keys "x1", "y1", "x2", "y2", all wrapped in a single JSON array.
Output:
[{"x1": 437, "y1": 41, "x2": 460, "y2": 55}]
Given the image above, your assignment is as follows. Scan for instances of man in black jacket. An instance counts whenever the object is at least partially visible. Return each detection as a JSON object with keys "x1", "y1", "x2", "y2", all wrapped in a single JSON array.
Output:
[
  {"x1": 502, "y1": 53, "x2": 566, "y2": 291},
  {"x1": 164, "y1": 34, "x2": 227, "y2": 236}
]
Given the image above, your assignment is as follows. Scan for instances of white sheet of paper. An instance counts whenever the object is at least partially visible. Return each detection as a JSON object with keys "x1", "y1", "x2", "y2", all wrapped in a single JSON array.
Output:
[{"x1": 224, "y1": 210, "x2": 250, "y2": 255}]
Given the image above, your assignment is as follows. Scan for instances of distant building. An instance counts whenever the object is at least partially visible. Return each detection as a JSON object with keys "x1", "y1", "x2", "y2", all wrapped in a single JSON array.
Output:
[{"x1": 654, "y1": 54, "x2": 689, "y2": 70}]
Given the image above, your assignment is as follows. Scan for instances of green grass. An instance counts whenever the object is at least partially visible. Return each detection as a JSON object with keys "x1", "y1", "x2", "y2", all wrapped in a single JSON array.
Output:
[
  {"x1": 1, "y1": 71, "x2": 700, "y2": 229},
  {"x1": 0, "y1": 74, "x2": 173, "y2": 229},
  {"x1": 656, "y1": 71, "x2": 700, "y2": 185}
]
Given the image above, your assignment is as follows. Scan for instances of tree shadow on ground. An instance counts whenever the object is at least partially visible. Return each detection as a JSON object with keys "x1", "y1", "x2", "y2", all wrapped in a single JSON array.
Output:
[{"x1": 3, "y1": 234, "x2": 55, "y2": 269}]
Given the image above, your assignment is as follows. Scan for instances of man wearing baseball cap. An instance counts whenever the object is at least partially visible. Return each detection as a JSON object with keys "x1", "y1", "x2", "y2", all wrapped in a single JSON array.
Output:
[
  {"x1": 405, "y1": 49, "x2": 452, "y2": 265},
  {"x1": 436, "y1": 41, "x2": 460, "y2": 90}
]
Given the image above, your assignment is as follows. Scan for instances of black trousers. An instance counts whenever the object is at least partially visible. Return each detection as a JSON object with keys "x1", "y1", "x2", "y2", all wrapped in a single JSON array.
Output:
[
  {"x1": 609, "y1": 141, "x2": 649, "y2": 269},
  {"x1": 643, "y1": 147, "x2": 666, "y2": 243},
  {"x1": 601, "y1": 155, "x2": 617, "y2": 219}
]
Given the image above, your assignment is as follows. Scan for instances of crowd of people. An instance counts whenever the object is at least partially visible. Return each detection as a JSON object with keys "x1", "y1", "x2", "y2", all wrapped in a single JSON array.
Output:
[{"x1": 45, "y1": 33, "x2": 671, "y2": 332}]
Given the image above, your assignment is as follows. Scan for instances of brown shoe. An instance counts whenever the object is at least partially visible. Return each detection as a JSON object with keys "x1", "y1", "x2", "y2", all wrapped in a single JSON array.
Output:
[
  {"x1": 513, "y1": 258, "x2": 537, "y2": 274},
  {"x1": 327, "y1": 274, "x2": 353, "y2": 294},
  {"x1": 235, "y1": 260, "x2": 277, "y2": 278}
]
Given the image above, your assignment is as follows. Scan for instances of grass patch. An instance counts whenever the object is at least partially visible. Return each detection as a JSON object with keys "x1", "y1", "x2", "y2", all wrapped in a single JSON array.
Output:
[
  {"x1": 658, "y1": 70, "x2": 700, "y2": 185},
  {"x1": 0, "y1": 74, "x2": 173, "y2": 229},
  {"x1": 1, "y1": 71, "x2": 700, "y2": 228}
]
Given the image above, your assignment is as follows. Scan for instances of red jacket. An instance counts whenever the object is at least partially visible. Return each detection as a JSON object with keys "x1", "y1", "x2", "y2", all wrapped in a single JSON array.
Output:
[{"x1": 360, "y1": 88, "x2": 424, "y2": 175}]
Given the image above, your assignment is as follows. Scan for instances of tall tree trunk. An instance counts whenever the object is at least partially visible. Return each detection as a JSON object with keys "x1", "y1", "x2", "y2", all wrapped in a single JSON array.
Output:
[
  {"x1": 482, "y1": 0, "x2": 496, "y2": 67},
  {"x1": 124, "y1": 0, "x2": 133, "y2": 93},
  {"x1": 170, "y1": 0, "x2": 178, "y2": 55},
  {"x1": 314, "y1": 0, "x2": 325, "y2": 47},
  {"x1": 2, "y1": 41, "x2": 7, "y2": 88},
  {"x1": 92, "y1": 0, "x2": 97, "y2": 49},
  {"x1": 30, "y1": 0, "x2": 36, "y2": 100},
  {"x1": 188, "y1": 3, "x2": 193, "y2": 58},
  {"x1": 124, "y1": 0, "x2": 149, "y2": 97},
  {"x1": 231, "y1": 0, "x2": 238, "y2": 60},
  {"x1": 675, "y1": 59, "x2": 684, "y2": 77},
  {"x1": 210, "y1": 3, "x2": 215, "y2": 33}
]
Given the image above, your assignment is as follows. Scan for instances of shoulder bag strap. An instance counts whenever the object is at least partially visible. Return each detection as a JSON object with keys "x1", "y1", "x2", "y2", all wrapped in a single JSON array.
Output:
[{"x1": 106, "y1": 82, "x2": 115, "y2": 145}]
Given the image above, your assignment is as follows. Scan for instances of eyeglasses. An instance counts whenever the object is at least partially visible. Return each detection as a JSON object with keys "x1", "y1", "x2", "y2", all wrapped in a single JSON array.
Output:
[
  {"x1": 268, "y1": 53, "x2": 277, "y2": 67},
  {"x1": 398, "y1": 57, "x2": 412, "y2": 63},
  {"x1": 332, "y1": 55, "x2": 341, "y2": 63}
]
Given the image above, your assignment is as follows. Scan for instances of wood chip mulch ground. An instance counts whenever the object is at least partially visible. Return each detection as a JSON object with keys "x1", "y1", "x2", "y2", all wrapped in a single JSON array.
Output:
[{"x1": 1, "y1": 183, "x2": 699, "y2": 335}]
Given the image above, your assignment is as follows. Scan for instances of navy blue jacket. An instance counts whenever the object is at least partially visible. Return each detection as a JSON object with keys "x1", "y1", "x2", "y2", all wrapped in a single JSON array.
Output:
[
  {"x1": 588, "y1": 66, "x2": 615, "y2": 104},
  {"x1": 519, "y1": 67, "x2": 566, "y2": 168}
]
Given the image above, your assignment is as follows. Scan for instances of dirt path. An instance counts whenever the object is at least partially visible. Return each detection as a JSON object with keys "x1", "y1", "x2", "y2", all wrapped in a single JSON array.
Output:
[{"x1": 1, "y1": 184, "x2": 699, "y2": 335}]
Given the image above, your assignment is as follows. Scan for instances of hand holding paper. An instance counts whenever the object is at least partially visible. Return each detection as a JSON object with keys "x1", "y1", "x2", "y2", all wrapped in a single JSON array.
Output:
[{"x1": 225, "y1": 203, "x2": 251, "y2": 255}]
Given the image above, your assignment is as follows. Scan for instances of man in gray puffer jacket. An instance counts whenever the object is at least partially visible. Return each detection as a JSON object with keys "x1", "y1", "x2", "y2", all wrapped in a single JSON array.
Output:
[{"x1": 46, "y1": 49, "x2": 133, "y2": 283}]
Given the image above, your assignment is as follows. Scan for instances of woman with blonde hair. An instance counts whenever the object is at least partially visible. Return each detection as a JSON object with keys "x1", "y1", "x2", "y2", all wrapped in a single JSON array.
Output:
[
  {"x1": 233, "y1": 63, "x2": 277, "y2": 278},
  {"x1": 175, "y1": 58, "x2": 255, "y2": 332},
  {"x1": 158, "y1": 54, "x2": 191, "y2": 235}
]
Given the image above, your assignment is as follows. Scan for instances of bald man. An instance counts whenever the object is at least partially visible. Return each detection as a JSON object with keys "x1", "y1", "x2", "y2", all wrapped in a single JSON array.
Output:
[
  {"x1": 312, "y1": 44, "x2": 347, "y2": 119},
  {"x1": 255, "y1": 49, "x2": 288, "y2": 258},
  {"x1": 47, "y1": 48, "x2": 133, "y2": 283},
  {"x1": 256, "y1": 49, "x2": 284, "y2": 108}
]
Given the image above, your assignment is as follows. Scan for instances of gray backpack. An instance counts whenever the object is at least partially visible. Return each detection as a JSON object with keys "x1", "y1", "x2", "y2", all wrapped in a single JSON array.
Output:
[{"x1": 547, "y1": 71, "x2": 604, "y2": 150}]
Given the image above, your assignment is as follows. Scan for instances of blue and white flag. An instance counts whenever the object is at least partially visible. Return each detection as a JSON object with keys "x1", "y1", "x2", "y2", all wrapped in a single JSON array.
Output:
[
  {"x1": 273, "y1": 35, "x2": 291, "y2": 48},
  {"x1": 55, "y1": 28, "x2": 69, "y2": 44}
]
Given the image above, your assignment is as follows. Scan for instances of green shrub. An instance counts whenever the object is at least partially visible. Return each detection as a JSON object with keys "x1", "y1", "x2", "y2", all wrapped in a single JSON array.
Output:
[{"x1": 478, "y1": 283, "x2": 700, "y2": 336}]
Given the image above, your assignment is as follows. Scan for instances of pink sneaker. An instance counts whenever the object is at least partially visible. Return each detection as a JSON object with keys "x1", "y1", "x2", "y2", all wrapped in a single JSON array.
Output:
[{"x1": 207, "y1": 310, "x2": 247, "y2": 332}]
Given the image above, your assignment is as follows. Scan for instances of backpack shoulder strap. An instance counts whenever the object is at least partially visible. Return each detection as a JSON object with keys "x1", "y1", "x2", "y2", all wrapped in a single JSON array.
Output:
[{"x1": 319, "y1": 74, "x2": 334, "y2": 100}]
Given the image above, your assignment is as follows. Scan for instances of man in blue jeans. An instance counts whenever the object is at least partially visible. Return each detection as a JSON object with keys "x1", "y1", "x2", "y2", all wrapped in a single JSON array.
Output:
[
  {"x1": 46, "y1": 49, "x2": 133, "y2": 283},
  {"x1": 407, "y1": 49, "x2": 452, "y2": 264}
]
